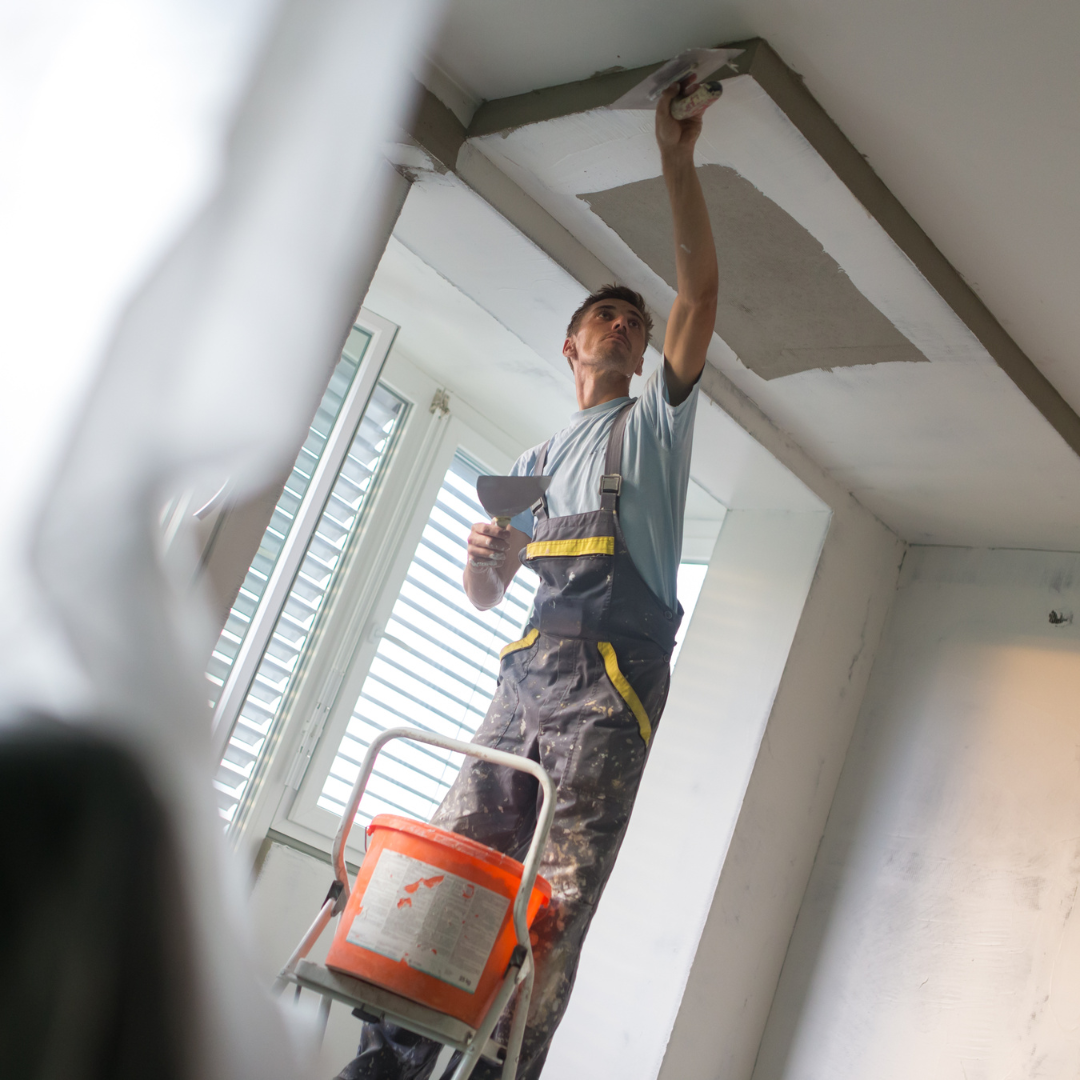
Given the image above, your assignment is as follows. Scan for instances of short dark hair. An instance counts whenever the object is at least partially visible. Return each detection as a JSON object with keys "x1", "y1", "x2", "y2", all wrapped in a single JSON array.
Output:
[{"x1": 566, "y1": 284, "x2": 653, "y2": 340}]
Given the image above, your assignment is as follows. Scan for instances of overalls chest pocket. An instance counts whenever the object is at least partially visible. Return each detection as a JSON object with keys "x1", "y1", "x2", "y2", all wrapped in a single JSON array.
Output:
[{"x1": 521, "y1": 509, "x2": 616, "y2": 641}]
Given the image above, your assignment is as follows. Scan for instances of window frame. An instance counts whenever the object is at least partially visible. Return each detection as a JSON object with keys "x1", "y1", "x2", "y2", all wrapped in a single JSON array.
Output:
[
  {"x1": 210, "y1": 309, "x2": 399, "y2": 769},
  {"x1": 226, "y1": 341, "x2": 729, "y2": 865}
]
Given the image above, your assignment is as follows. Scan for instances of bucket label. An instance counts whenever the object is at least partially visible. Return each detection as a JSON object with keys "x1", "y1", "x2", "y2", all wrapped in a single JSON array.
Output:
[{"x1": 346, "y1": 849, "x2": 510, "y2": 993}]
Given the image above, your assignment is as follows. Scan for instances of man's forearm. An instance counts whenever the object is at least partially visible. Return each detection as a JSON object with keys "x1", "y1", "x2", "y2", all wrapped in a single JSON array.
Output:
[
  {"x1": 662, "y1": 149, "x2": 719, "y2": 306},
  {"x1": 655, "y1": 84, "x2": 720, "y2": 401},
  {"x1": 463, "y1": 562, "x2": 506, "y2": 610}
]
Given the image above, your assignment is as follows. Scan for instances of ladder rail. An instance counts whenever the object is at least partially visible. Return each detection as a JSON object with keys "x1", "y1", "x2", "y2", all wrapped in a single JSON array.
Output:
[{"x1": 276, "y1": 726, "x2": 556, "y2": 1080}]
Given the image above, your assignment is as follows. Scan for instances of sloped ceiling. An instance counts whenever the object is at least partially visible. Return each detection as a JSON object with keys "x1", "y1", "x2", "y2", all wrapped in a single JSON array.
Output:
[
  {"x1": 429, "y1": 0, "x2": 1080, "y2": 416},
  {"x1": 400, "y1": 15, "x2": 1080, "y2": 549},
  {"x1": 462, "y1": 59, "x2": 1080, "y2": 548}
]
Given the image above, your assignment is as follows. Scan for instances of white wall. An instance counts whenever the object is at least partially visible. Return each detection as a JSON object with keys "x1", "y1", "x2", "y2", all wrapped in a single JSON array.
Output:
[
  {"x1": 656, "y1": 383, "x2": 905, "y2": 1080},
  {"x1": 754, "y1": 545, "x2": 1080, "y2": 1080},
  {"x1": 544, "y1": 507, "x2": 830, "y2": 1080}
]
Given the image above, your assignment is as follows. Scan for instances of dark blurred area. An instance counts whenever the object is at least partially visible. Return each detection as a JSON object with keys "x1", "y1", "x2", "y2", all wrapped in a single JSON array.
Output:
[{"x1": 0, "y1": 719, "x2": 197, "y2": 1080}]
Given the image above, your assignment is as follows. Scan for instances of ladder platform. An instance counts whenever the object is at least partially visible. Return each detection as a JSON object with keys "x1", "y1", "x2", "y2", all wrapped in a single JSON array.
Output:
[{"x1": 290, "y1": 959, "x2": 504, "y2": 1062}]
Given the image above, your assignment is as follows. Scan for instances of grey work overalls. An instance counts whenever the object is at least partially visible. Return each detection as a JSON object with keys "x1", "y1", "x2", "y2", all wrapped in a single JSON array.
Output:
[{"x1": 340, "y1": 402, "x2": 681, "y2": 1080}]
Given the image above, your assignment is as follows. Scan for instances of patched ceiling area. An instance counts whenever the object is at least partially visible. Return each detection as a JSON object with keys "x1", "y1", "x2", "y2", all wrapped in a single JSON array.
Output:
[{"x1": 584, "y1": 164, "x2": 927, "y2": 380}]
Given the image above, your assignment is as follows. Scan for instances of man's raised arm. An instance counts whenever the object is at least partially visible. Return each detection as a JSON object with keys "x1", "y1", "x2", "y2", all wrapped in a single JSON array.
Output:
[{"x1": 656, "y1": 83, "x2": 720, "y2": 406}]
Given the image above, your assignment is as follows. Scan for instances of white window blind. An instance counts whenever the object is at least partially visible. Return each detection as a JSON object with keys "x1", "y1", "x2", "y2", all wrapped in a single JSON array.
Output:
[
  {"x1": 206, "y1": 326, "x2": 373, "y2": 708},
  {"x1": 215, "y1": 382, "x2": 406, "y2": 827},
  {"x1": 318, "y1": 451, "x2": 538, "y2": 827}
]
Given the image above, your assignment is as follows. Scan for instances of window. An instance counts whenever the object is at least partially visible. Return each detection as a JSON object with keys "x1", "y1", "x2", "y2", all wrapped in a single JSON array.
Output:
[
  {"x1": 318, "y1": 451, "x2": 538, "y2": 828},
  {"x1": 206, "y1": 327, "x2": 373, "y2": 709},
  {"x1": 208, "y1": 313, "x2": 402, "y2": 833}
]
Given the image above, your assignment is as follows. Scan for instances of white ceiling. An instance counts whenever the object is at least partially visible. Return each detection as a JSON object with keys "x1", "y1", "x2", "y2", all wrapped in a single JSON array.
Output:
[{"x1": 427, "y1": 0, "x2": 1080, "y2": 421}]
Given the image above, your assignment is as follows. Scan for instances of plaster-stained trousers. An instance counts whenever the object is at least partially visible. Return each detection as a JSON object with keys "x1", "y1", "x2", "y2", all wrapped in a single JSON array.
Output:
[{"x1": 338, "y1": 402, "x2": 681, "y2": 1080}]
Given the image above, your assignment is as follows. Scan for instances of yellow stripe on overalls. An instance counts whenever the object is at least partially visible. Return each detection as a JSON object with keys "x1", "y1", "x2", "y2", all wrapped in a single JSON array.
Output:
[
  {"x1": 597, "y1": 641, "x2": 652, "y2": 745},
  {"x1": 500, "y1": 627, "x2": 539, "y2": 660},
  {"x1": 525, "y1": 536, "x2": 615, "y2": 559}
]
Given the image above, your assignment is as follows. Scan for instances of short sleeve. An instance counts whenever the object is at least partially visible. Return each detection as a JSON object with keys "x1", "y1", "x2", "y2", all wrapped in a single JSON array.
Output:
[{"x1": 634, "y1": 363, "x2": 699, "y2": 450}]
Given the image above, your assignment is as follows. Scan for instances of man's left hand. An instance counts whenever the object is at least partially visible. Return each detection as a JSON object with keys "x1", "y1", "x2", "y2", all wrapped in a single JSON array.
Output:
[{"x1": 656, "y1": 82, "x2": 705, "y2": 158}]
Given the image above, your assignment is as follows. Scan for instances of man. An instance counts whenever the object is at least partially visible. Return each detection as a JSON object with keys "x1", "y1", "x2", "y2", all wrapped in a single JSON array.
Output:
[{"x1": 340, "y1": 80, "x2": 718, "y2": 1080}]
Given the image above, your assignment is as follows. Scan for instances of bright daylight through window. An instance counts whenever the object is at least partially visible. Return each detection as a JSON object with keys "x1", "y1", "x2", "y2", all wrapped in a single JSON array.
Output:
[
  {"x1": 317, "y1": 455, "x2": 710, "y2": 831},
  {"x1": 208, "y1": 326, "x2": 720, "y2": 843},
  {"x1": 318, "y1": 452, "x2": 538, "y2": 827}
]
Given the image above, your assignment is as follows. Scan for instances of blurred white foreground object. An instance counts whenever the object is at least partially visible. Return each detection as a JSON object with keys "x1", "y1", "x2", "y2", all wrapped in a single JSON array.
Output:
[{"x1": 0, "y1": 0, "x2": 441, "y2": 1077}]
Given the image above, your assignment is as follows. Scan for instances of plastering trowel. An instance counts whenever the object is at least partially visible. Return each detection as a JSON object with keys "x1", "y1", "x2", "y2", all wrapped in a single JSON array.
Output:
[
  {"x1": 476, "y1": 475, "x2": 552, "y2": 528},
  {"x1": 608, "y1": 46, "x2": 742, "y2": 112}
]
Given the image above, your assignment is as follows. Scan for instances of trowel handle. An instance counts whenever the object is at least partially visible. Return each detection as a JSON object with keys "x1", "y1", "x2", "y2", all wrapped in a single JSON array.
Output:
[
  {"x1": 671, "y1": 79, "x2": 723, "y2": 120},
  {"x1": 492, "y1": 516, "x2": 511, "y2": 529}
]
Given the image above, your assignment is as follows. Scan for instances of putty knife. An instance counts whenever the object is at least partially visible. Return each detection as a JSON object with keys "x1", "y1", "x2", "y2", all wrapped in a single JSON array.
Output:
[
  {"x1": 476, "y1": 475, "x2": 552, "y2": 528},
  {"x1": 608, "y1": 46, "x2": 742, "y2": 111}
]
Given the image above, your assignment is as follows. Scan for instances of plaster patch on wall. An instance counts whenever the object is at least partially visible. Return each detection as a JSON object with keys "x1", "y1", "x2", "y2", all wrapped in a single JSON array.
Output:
[{"x1": 584, "y1": 165, "x2": 929, "y2": 380}]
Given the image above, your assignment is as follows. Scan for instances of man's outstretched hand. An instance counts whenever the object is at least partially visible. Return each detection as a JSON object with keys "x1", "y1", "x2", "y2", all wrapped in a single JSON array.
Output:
[{"x1": 656, "y1": 82, "x2": 705, "y2": 159}]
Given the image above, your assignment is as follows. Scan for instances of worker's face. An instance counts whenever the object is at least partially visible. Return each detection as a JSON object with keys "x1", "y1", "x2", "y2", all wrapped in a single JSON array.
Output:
[{"x1": 562, "y1": 300, "x2": 648, "y2": 378}]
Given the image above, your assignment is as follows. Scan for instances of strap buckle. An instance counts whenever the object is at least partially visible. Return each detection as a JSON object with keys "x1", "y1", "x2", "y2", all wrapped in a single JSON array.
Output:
[{"x1": 600, "y1": 474, "x2": 622, "y2": 496}]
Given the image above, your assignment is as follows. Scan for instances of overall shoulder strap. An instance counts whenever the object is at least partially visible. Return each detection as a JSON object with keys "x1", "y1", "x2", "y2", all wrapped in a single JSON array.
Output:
[
  {"x1": 533, "y1": 440, "x2": 550, "y2": 477},
  {"x1": 600, "y1": 401, "x2": 635, "y2": 512},
  {"x1": 531, "y1": 440, "x2": 551, "y2": 520}
]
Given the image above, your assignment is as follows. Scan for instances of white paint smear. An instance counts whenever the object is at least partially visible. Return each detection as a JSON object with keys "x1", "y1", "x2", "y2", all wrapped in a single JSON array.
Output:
[{"x1": 347, "y1": 849, "x2": 509, "y2": 992}]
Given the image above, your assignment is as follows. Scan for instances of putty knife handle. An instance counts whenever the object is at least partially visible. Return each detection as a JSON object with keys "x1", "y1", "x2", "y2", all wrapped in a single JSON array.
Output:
[
  {"x1": 671, "y1": 79, "x2": 723, "y2": 120},
  {"x1": 492, "y1": 516, "x2": 511, "y2": 529}
]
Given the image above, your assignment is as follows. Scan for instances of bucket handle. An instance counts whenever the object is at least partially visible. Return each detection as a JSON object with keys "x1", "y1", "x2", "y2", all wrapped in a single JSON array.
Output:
[{"x1": 332, "y1": 727, "x2": 556, "y2": 957}]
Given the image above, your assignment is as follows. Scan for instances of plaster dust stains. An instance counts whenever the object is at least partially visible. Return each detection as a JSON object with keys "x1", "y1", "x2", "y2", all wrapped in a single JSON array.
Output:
[{"x1": 583, "y1": 164, "x2": 928, "y2": 380}]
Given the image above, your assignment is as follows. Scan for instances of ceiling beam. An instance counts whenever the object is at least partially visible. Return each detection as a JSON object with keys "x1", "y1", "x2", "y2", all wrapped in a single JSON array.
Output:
[
  {"x1": 407, "y1": 82, "x2": 467, "y2": 173},
  {"x1": 400, "y1": 80, "x2": 619, "y2": 299},
  {"x1": 468, "y1": 64, "x2": 665, "y2": 139},
  {"x1": 735, "y1": 40, "x2": 1080, "y2": 460}
]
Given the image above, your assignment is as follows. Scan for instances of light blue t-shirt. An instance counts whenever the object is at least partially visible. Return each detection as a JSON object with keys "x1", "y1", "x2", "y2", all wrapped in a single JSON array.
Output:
[{"x1": 509, "y1": 367, "x2": 698, "y2": 611}]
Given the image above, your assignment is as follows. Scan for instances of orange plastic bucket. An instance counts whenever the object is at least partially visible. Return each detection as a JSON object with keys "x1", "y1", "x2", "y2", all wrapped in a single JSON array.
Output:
[{"x1": 325, "y1": 814, "x2": 551, "y2": 1028}]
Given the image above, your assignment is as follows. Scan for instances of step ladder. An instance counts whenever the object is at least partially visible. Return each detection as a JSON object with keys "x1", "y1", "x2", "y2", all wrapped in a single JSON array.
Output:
[{"x1": 273, "y1": 727, "x2": 555, "y2": 1080}]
